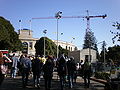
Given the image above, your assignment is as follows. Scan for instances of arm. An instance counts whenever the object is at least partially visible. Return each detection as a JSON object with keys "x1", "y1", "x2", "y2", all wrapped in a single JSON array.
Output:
[{"x1": 3, "y1": 55, "x2": 12, "y2": 63}]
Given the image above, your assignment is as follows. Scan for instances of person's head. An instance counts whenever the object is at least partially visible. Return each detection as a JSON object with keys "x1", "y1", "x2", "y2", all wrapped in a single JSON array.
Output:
[
  {"x1": 81, "y1": 60, "x2": 83, "y2": 62},
  {"x1": 0, "y1": 51, "x2": 3, "y2": 57},
  {"x1": 24, "y1": 54, "x2": 28, "y2": 57},
  {"x1": 13, "y1": 54, "x2": 15, "y2": 57},
  {"x1": 70, "y1": 56, "x2": 74, "y2": 60}
]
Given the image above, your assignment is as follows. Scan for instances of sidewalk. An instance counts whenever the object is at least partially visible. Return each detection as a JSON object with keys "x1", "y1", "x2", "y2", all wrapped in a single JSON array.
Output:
[{"x1": 0, "y1": 72, "x2": 105, "y2": 90}]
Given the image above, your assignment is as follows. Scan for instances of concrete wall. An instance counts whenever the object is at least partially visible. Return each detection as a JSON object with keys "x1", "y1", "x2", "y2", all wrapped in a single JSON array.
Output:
[
  {"x1": 68, "y1": 48, "x2": 97, "y2": 63},
  {"x1": 80, "y1": 48, "x2": 97, "y2": 63},
  {"x1": 68, "y1": 50, "x2": 80, "y2": 63}
]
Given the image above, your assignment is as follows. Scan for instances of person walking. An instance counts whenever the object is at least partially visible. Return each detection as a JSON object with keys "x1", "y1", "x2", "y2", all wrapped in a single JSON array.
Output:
[
  {"x1": 67, "y1": 56, "x2": 76, "y2": 88},
  {"x1": 17, "y1": 55, "x2": 24, "y2": 76},
  {"x1": 42, "y1": 56, "x2": 54, "y2": 90},
  {"x1": 83, "y1": 59, "x2": 91, "y2": 88},
  {"x1": 32, "y1": 55, "x2": 43, "y2": 88},
  {"x1": 0, "y1": 51, "x2": 12, "y2": 85},
  {"x1": 11, "y1": 54, "x2": 19, "y2": 78},
  {"x1": 21, "y1": 54, "x2": 32, "y2": 88},
  {"x1": 57, "y1": 54, "x2": 67, "y2": 90}
]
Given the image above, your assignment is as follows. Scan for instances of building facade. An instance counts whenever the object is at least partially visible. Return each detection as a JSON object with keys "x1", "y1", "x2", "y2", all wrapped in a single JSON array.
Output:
[
  {"x1": 19, "y1": 29, "x2": 77, "y2": 55},
  {"x1": 68, "y1": 48, "x2": 97, "y2": 63},
  {"x1": 19, "y1": 29, "x2": 39, "y2": 55},
  {"x1": 52, "y1": 40, "x2": 77, "y2": 51}
]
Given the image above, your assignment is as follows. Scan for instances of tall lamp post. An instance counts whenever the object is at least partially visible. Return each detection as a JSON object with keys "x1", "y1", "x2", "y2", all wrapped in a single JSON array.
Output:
[
  {"x1": 43, "y1": 30, "x2": 47, "y2": 57},
  {"x1": 103, "y1": 41, "x2": 106, "y2": 71},
  {"x1": 55, "y1": 11, "x2": 62, "y2": 59},
  {"x1": 98, "y1": 41, "x2": 106, "y2": 71}
]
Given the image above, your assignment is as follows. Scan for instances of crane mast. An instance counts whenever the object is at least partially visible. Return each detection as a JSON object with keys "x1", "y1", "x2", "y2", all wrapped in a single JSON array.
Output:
[{"x1": 32, "y1": 11, "x2": 107, "y2": 60}]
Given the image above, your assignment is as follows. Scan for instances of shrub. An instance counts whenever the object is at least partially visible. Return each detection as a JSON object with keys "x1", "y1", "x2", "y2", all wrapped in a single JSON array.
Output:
[{"x1": 94, "y1": 72, "x2": 110, "y2": 80}]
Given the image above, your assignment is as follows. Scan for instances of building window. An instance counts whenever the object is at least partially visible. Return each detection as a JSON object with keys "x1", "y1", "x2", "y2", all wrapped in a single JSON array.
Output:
[
  {"x1": 66, "y1": 46, "x2": 67, "y2": 50},
  {"x1": 29, "y1": 42, "x2": 33, "y2": 49},
  {"x1": 22, "y1": 42, "x2": 28, "y2": 54},
  {"x1": 85, "y1": 55, "x2": 92, "y2": 61},
  {"x1": 69, "y1": 47, "x2": 70, "y2": 51}
]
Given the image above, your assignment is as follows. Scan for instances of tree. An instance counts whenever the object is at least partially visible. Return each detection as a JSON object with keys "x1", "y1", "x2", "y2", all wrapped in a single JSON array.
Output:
[
  {"x1": 110, "y1": 22, "x2": 120, "y2": 44},
  {"x1": 83, "y1": 30, "x2": 100, "y2": 61},
  {"x1": 35, "y1": 37, "x2": 69, "y2": 57},
  {"x1": 107, "y1": 45, "x2": 120, "y2": 62},
  {"x1": 0, "y1": 16, "x2": 22, "y2": 51},
  {"x1": 83, "y1": 30, "x2": 97, "y2": 50}
]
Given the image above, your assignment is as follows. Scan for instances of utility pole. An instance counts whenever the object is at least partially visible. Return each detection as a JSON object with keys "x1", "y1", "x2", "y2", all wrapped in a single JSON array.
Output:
[
  {"x1": 43, "y1": 30, "x2": 47, "y2": 57},
  {"x1": 98, "y1": 41, "x2": 107, "y2": 71},
  {"x1": 19, "y1": 20, "x2": 22, "y2": 34},
  {"x1": 103, "y1": 41, "x2": 106, "y2": 71},
  {"x1": 55, "y1": 11, "x2": 62, "y2": 59}
]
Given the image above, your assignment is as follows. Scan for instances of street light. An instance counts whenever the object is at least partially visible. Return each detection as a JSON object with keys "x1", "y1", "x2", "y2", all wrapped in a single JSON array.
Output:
[
  {"x1": 43, "y1": 30, "x2": 47, "y2": 57},
  {"x1": 55, "y1": 11, "x2": 62, "y2": 59},
  {"x1": 98, "y1": 41, "x2": 106, "y2": 71},
  {"x1": 103, "y1": 41, "x2": 106, "y2": 71}
]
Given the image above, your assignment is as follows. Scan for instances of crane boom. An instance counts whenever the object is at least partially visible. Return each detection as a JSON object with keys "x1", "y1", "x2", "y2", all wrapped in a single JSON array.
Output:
[{"x1": 32, "y1": 14, "x2": 107, "y2": 19}]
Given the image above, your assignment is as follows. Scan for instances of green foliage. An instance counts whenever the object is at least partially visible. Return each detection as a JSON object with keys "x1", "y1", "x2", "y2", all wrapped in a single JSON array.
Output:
[
  {"x1": 99, "y1": 48, "x2": 108, "y2": 62},
  {"x1": 83, "y1": 30, "x2": 98, "y2": 50},
  {"x1": 107, "y1": 45, "x2": 120, "y2": 62},
  {"x1": 35, "y1": 37, "x2": 69, "y2": 57},
  {"x1": 94, "y1": 72, "x2": 110, "y2": 80},
  {"x1": 0, "y1": 16, "x2": 22, "y2": 51},
  {"x1": 110, "y1": 22, "x2": 120, "y2": 43}
]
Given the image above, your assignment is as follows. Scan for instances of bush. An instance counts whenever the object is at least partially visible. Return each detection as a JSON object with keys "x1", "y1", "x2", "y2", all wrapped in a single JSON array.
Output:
[{"x1": 94, "y1": 72, "x2": 110, "y2": 80}]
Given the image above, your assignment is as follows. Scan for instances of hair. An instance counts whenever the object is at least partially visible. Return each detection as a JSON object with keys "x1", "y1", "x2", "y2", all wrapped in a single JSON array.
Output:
[
  {"x1": 0, "y1": 51, "x2": 3, "y2": 57},
  {"x1": 13, "y1": 54, "x2": 15, "y2": 56},
  {"x1": 24, "y1": 54, "x2": 28, "y2": 57}
]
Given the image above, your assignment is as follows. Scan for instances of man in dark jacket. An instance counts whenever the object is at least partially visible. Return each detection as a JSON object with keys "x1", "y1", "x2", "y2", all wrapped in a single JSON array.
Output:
[
  {"x1": 32, "y1": 55, "x2": 43, "y2": 88},
  {"x1": 21, "y1": 54, "x2": 32, "y2": 88},
  {"x1": 83, "y1": 59, "x2": 91, "y2": 88},
  {"x1": 43, "y1": 56, "x2": 54, "y2": 90},
  {"x1": 57, "y1": 54, "x2": 67, "y2": 90},
  {"x1": 67, "y1": 56, "x2": 76, "y2": 88}
]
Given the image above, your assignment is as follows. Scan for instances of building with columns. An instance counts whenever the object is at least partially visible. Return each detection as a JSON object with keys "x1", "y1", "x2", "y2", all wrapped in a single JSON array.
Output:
[
  {"x1": 52, "y1": 40, "x2": 77, "y2": 51},
  {"x1": 18, "y1": 29, "x2": 77, "y2": 55},
  {"x1": 18, "y1": 29, "x2": 38, "y2": 55}
]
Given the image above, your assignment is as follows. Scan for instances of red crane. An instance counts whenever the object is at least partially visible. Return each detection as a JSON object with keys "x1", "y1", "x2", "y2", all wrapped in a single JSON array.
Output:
[
  {"x1": 32, "y1": 10, "x2": 107, "y2": 59},
  {"x1": 32, "y1": 10, "x2": 107, "y2": 32}
]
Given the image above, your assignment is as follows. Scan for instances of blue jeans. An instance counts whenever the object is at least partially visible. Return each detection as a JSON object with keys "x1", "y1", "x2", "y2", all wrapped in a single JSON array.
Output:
[
  {"x1": 11, "y1": 67, "x2": 17, "y2": 78},
  {"x1": 68, "y1": 74, "x2": 74, "y2": 88},
  {"x1": 59, "y1": 75, "x2": 66, "y2": 90},
  {"x1": 22, "y1": 68, "x2": 30, "y2": 87}
]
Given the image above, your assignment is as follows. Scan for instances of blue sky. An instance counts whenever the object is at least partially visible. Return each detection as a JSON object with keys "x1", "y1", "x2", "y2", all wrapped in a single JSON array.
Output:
[{"x1": 0, "y1": 0, "x2": 120, "y2": 51}]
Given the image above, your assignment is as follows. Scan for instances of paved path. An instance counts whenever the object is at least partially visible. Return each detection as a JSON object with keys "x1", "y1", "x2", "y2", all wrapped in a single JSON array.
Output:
[{"x1": 0, "y1": 72, "x2": 105, "y2": 90}]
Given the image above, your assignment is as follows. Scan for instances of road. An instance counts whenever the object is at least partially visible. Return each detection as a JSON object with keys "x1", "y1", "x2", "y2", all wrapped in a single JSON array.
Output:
[{"x1": 0, "y1": 72, "x2": 105, "y2": 90}]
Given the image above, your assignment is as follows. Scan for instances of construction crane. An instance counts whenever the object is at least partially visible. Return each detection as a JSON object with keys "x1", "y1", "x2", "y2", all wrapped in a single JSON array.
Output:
[
  {"x1": 32, "y1": 10, "x2": 107, "y2": 59},
  {"x1": 32, "y1": 10, "x2": 107, "y2": 32}
]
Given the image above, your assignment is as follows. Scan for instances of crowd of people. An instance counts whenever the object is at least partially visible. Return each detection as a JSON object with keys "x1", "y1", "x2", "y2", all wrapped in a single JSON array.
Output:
[{"x1": 0, "y1": 52, "x2": 92, "y2": 90}]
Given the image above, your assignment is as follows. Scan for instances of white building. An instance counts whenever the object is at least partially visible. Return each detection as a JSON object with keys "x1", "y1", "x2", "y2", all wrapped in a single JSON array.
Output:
[
  {"x1": 68, "y1": 48, "x2": 97, "y2": 63},
  {"x1": 52, "y1": 40, "x2": 77, "y2": 51},
  {"x1": 19, "y1": 29, "x2": 77, "y2": 55},
  {"x1": 19, "y1": 29, "x2": 38, "y2": 55}
]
